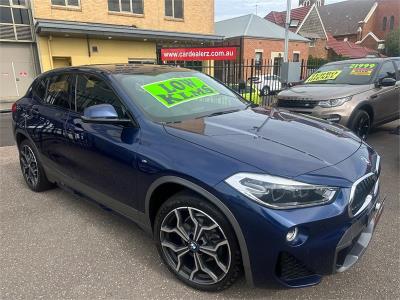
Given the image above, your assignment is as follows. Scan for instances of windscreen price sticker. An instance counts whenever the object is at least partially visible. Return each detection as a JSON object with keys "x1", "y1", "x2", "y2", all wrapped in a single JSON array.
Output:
[
  {"x1": 305, "y1": 70, "x2": 342, "y2": 83},
  {"x1": 142, "y1": 77, "x2": 219, "y2": 108},
  {"x1": 350, "y1": 63, "x2": 376, "y2": 76}
]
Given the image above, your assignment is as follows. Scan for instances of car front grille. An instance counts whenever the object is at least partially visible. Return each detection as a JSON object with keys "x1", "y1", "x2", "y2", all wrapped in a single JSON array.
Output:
[
  {"x1": 276, "y1": 252, "x2": 314, "y2": 281},
  {"x1": 277, "y1": 99, "x2": 319, "y2": 109},
  {"x1": 349, "y1": 174, "x2": 378, "y2": 216}
]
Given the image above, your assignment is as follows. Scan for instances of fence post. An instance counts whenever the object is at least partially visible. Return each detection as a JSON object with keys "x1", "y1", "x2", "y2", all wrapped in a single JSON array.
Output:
[{"x1": 249, "y1": 59, "x2": 254, "y2": 103}]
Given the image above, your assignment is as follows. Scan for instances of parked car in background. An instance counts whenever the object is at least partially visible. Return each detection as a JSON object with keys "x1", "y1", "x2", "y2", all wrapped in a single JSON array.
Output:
[
  {"x1": 12, "y1": 65, "x2": 384, "y2": 291},
  {"x1": 276, "y1": 58, "x2": 400, "y2": 139},
  {"x1": 249, "y1": 74, "x2": 282, "y2": 95}
]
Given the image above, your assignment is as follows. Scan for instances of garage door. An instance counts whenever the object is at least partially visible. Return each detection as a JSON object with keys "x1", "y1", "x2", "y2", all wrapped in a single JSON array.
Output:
[{"x1": 0, "y1": 43, "x2": 36, "y2": 101}]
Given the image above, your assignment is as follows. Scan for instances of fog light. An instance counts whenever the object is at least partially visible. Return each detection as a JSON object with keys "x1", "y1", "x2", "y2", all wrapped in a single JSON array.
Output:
[{"x1": 286, "y1": 227, "x2": 298, "y2": 242}]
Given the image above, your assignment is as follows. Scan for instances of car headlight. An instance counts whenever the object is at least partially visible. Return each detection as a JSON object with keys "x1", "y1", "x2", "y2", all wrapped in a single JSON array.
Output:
[
  {"x1": 318, "y1": 96, "x2": 352, "y2": 108},
  {"x1": 225, "y1": 173, "x2": 338, "y2": 209}
]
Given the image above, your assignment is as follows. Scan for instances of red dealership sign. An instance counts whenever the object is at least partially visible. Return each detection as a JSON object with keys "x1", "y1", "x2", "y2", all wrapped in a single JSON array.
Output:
[{"x1": 161, "y1": 47, "x2": 237, "y2": 61}]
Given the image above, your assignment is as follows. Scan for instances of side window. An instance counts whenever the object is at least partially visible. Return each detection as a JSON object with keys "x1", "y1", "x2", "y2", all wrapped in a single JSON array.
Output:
[
  {"x1": 377, "y1": 62, "x2": 396, "y2": 81},
  {"x1": 32, "y1": 78, "x2": 48, "y2": 101},
  {"x1": 44, "y1": 74, "x2": 72, "y2": 109},
  {"x1": 75, "y1": 74, "x2": 128, "y2": 118}
]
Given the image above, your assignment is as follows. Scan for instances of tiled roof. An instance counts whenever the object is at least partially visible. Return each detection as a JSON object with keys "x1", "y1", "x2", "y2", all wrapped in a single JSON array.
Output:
[
  {"x1": 265, "y1": 6, "x2": 312, "y2": 32},
  {"x1": 215, "y1": 14, "x2": 309, "y2": 41},
  {"x1": 326, "y1": 34, "x2": 380, "y2": 58},
  {"x1": 318, "y1": 0, "x2": 376, "y2": 36}
]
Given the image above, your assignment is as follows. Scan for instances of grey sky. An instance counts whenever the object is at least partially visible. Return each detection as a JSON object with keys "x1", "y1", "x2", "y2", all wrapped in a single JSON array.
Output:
[{"x1": 215, "y1": 0, "x2": 344, "y2": 21}]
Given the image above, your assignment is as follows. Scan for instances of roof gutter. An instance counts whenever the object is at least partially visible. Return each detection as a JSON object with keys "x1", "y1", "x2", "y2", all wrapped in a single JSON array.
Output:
[{"x1": 35, "y1": 19, "x2": 224, "y2": 42}]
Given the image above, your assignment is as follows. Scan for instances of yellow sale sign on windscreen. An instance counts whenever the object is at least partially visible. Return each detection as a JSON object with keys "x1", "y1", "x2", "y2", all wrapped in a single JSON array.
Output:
[{"x1": 305, "y1": 70, "x2": 342, "y2": 83}]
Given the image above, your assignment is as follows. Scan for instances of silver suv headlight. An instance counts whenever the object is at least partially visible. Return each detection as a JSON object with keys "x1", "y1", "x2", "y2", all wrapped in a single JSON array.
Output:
[
  {"x1": 318, "y1": 96, "x2": 352, "y2": 108},
  {"x1": 225, "y1": 173, "x2": 338, "y2": 209}
]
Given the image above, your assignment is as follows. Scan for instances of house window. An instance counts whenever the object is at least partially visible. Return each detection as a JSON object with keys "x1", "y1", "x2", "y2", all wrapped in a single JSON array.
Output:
[
  {"x1": 108, "y1": 0, "x2": 144, "y2": 14},
  {"x1": 289, "y1": 19, "x2": 300, "y2": 28},
  {"x1": 51, "y1": 0, "x2": 80, "y2": 7},
  {"x1": 309, "y1": 38, "x2": 316, "y2": 47},
  {"x1": 0, "y1": 0, "x2": 32, "y2": 41},
  {"x1": 293, "y1": 52, "x2": 300, "y2": 62},
  {"x1": 255, "y1": 51, "x2": 263, "y2": 69},
  {"x1": 389, "y1": 16, "x2": 394, "y2": 30},
  {"x1": 165, "y1": 0, "x2": 183, "y2": 19},
  {"x1": 382, "y1": 16, "x2": 387, "y2": 31}
]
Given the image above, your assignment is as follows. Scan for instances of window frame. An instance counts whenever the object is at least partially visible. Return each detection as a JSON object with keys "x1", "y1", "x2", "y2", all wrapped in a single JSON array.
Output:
[
  {"x1": 382, "y1": 16, "x2": 387, "y2": 31},
  {"x1": 51, "y1": 0, "x2": 81, "y2": 9},
  {"x1": 375, "y1": 61, "x2": 397, "y2": 82},
  {"x1": 71, "y1": 72, "x2": 137, "y2": 125},
  {"x1": 0, "y1": 0, "x2": 32, "y2": 41},
  {"x1": 165, "y1": 0, "x2": 184, "y2": 20},
  {"x1": 108, "y1": 0, "x2": 144, "y2": 15},
  {"x1": 389, "y1": 16, "x2": 394, "y2": 31},
  {"x1": 42, "y1": 72, "x2": 75, "y2": 111}
]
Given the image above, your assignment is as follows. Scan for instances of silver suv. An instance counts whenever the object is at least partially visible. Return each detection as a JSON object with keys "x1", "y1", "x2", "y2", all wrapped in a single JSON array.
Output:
[{"x1": 277, "y1": 58, "x2": 400, "y2": 139}]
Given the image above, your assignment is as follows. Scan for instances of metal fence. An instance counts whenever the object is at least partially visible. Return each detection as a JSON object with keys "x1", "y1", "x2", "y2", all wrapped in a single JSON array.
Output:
[{"x1": 164, "y1": 59, "x2": 324, "y2": 107}]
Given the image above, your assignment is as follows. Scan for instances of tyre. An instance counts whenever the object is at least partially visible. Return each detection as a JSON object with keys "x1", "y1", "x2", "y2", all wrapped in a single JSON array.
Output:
[
  {"x1": 154, "y1": 191, "x2": 242, "y2": 291},
  {"x1": 260, "y1": 86, "x2": 270, "y2": 96},
  {"x1": 349, "y1": 109, "x2": 371, "y2": 140},
  {"x1": 19, "y1": 139, "x2": 54, "y2": 192}
]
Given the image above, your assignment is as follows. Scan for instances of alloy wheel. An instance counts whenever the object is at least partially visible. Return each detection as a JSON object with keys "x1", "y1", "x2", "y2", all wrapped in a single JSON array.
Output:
[
  {"x1": 20, "y1": 145, "x2": 39, "y2": 188},
  {"x1": 160, "y1": 207, "x2": 231, "y2": 285}
]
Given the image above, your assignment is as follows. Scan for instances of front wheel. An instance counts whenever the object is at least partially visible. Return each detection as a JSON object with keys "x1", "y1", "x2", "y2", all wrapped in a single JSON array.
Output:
[
  {"x1": 350, "y1": 110, "x2": 371, "y2": 140},
  {"x1": 154, "y1": 191, "x2": 242, "y2": 291}
]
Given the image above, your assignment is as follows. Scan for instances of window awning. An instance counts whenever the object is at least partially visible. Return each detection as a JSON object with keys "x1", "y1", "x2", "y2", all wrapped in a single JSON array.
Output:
[{"x1": 35, "y1": 19, "x2": 224, "y2": 42}]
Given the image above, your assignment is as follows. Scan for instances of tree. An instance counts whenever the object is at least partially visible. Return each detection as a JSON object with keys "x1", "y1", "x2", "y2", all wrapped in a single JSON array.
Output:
[{"x1": 385, "y1": 27, "x2": 400, "y2": 57}]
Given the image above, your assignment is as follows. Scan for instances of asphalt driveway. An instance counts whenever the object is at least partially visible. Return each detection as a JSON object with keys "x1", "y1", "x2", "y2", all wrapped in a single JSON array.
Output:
[{"x1": 0, "y1": 121, "x2": 399, "y2": 299}]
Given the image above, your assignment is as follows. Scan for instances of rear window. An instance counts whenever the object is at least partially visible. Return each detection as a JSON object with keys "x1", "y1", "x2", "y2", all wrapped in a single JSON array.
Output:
[{"x1": 32, "y1": 78, "x2": 48, "y2": 101}]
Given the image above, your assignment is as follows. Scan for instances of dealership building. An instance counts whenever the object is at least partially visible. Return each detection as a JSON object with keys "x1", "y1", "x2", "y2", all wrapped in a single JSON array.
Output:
[{"x1": 1, "y1": 0, "x2": 222, "y2": 102}]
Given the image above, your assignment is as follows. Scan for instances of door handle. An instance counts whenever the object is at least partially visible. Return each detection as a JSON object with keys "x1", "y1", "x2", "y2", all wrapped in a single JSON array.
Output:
[
  {"x1": 31, "y1": 105, "x2": 39, "y2": 115},
  {"x1": 370, "y1": 95, "x2": 378, "y2": 99}
]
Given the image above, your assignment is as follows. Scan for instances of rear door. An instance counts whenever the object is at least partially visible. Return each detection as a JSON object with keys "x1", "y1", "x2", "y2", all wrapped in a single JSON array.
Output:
[
  {"x1": 63, "y1": 73, "x2": 141, "y2": 209},
  {"x1": 26, "y1": 73, "x2": 74, "y2": 175},
  {"x1": 372, "y1": 61, "x2": 399, "y2": 124}
]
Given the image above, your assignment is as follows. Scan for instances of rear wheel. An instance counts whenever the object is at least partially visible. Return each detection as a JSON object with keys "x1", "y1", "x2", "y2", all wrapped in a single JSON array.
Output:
[
  {"x1": 350, "y1": 109, "x2": 371, "y2": 140},
  {"x1": 154, "y1": 191, "x2": 242, "y2": 291},
  {"x1": 19, "y1": 139, "x2": 54, "y2": 192}
]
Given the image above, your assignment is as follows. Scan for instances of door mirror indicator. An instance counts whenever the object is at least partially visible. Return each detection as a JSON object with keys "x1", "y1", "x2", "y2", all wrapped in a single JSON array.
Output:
[{"x1": 81, "y1": 104, "x2": 132, "y2": 125}]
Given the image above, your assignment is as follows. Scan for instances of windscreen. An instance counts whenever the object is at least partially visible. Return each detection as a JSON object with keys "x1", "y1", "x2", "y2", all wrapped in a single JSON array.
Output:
[
  {"x1": 305, "y1": 62, "x2": 378, "y2": 85},
  {"x1": 114, "y1": 71, "x2": 247, "y2": 123}
]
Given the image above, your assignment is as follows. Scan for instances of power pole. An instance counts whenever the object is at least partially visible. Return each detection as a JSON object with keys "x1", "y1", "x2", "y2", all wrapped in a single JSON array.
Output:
[{"x1": 284, "y1": 0, "x2": 291, "y2": 62}]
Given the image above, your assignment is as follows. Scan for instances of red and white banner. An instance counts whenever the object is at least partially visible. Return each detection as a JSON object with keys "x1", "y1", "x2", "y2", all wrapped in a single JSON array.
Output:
[{"x1": 161, "y1": 47, "x2": 237, "y2": 61}]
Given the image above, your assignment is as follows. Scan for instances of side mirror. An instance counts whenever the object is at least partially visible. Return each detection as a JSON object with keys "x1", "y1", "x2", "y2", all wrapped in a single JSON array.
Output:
[
  {"x1": 81, "y1": 104, "x2": 132, "y2": 125},
  {"x1": 380, "y1": 77, "x2": 396, "y2": 87}
]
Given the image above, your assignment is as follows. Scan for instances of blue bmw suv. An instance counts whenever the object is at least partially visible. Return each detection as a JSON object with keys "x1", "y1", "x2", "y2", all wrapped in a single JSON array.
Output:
[{"x1": 12, "y1": 64, "x2": 384, "y2": 291}]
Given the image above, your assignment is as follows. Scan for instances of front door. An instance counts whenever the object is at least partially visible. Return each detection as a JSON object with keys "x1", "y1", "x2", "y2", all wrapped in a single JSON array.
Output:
[
  {"x1": 64, "y1": 73, "x2": 140, "y2": 209},
  {"x1": 372, "y1": 61, "x2": 399, "y2": 124}
]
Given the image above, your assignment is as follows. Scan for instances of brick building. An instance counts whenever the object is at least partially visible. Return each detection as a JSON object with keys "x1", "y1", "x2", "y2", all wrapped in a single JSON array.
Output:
[
  {"x1": 266, "y1": 0, "x2": 399, "y2": 59},
  {"x1": 215, "y1": 14, "x2": 309, "y2": 66},
  {"x1": 266, "y1": 4, "x2": 328, "y2": 59},
  {"x1": 32, "y1": 0, "x2": 221, "y2": 72}
]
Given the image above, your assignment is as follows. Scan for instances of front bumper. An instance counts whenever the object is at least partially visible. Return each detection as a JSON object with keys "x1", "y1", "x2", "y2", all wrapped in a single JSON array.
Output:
[
  {"x1": 276, "y1": 103, "x2": 353, "y2": 126},
  {"x1": 214, "y1": 181, "x2": 384, "y2": 288}
]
